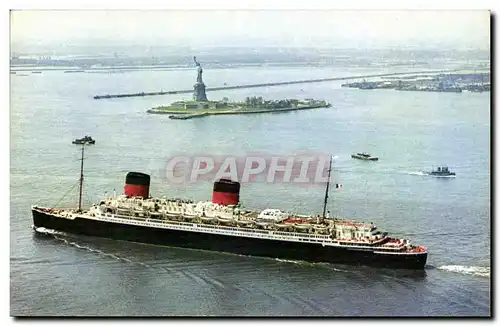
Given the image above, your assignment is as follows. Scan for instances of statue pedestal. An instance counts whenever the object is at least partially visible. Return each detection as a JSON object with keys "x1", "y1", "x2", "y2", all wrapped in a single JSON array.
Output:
[{"x1": 193, "y1": 82, "x2": 208, "y2": 102}]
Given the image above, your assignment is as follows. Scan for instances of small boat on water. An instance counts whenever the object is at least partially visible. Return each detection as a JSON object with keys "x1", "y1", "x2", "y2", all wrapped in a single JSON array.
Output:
[
  {"x1": 72, "y1": 136, "x2": 96, "y2": 145},
  {"x1": 423, "y1": 166, "x2": 456, "y2": 177},
  {"x1": 351, "y1": 152, "x2": 378, "y2": 161}
]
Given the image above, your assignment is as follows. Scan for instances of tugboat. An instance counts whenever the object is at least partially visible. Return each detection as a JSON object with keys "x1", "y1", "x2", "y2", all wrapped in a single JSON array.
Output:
[
  {"x1": 72, "y1": 136, "x2": 95, "y2": 145},
  {"x1": 351, "y1": 152, "x2": 379, "y2": 161},
  {"x1": 423, "y1": 166, "x2": 456, "y2": 177}
]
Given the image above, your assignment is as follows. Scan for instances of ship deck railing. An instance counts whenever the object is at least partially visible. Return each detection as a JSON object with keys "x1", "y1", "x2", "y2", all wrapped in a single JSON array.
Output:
[
  {"x1": 95, "y1": 211, "x2": 336, "y2": 242},
  {"x1": 122, "y1": 213, "x2": 331, "y2": 239},
  {"x1": 89, "y1": 211, "x2": 408, "y2": 250}
]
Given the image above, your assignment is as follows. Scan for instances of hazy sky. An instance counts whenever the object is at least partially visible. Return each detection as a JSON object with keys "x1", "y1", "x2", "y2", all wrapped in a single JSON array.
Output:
[{"x1": 11, "y1": 10, "x2": 490, "y2": 50}]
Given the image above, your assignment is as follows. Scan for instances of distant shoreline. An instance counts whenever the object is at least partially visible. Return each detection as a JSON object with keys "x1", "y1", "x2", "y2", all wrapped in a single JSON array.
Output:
[{"x1": 93, "y1": 69, "x2": 462, "y2": 100}]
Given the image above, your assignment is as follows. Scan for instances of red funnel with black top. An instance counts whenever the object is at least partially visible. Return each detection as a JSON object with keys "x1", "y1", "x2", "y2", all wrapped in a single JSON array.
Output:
[
  {"x1": 212, "y1": 179, "x2": 240, "y2": 206},
  {"x1": 124, "y1": 172, "x2": 150, "y2": 198}
]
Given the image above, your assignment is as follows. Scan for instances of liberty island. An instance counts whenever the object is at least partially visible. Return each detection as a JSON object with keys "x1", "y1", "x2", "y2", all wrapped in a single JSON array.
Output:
[{"x1": 146, "y1": 56, "x2": 331, "y2": 119}]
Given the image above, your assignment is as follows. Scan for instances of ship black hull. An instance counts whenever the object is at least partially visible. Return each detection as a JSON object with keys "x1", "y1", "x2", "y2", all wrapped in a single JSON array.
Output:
[{"x1": 32, "y1": 210, "x2": 427, "y2": 270}]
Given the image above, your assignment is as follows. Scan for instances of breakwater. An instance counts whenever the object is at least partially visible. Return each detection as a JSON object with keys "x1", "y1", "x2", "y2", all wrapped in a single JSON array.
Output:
[{"x1": 93, "y1": 69, "x2": 457, "y2": 100}]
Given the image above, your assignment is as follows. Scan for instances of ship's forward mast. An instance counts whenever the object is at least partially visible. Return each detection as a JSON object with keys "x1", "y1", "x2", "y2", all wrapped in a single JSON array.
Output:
[{"x1": 77, "y1": 145, "x2": 85, "y2": 212}]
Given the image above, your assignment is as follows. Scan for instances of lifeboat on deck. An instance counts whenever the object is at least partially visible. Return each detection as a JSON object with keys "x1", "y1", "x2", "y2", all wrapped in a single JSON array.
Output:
[
  {"x1": 283, "y1": 217, "x2": 314, "y2": 224},
  {"x1": 236, "y1": 219, "x2": 254, "y2": 226},
  {"x1": 294, "y1": 223, "x2": 312, "y2": 230},
  {"x1": 313, "y1": 225, "x2": 328, "y2": 232},
  {"x1": 217, "y1": 216, "x2": 234, "y2": 224},
  {"x1": 200, "y1": 216, "x2": 216, "y2": 222},
  {"x1": 163, "y1": 212, "x2": 180, "y2": 218},
  {"x1": 255, "y1": 221, "x2": 271, "y2": 228},
  {"x1": 181, "y1": 214, "x2": 197, "y2": 221}
]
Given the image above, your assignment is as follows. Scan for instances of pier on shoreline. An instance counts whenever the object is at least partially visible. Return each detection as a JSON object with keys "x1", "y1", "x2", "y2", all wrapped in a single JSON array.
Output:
[{"x1": 93, "y1": 69, "x2": 457, "y2": 100}]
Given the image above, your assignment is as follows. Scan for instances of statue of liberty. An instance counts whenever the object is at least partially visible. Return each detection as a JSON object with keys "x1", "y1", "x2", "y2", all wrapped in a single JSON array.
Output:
[
  {"x1": 193, "y1": 56, "x2": 203, "y2": 84},
  {"x1": 192, "y1": 56, "x2": 208, "y2": 101}
]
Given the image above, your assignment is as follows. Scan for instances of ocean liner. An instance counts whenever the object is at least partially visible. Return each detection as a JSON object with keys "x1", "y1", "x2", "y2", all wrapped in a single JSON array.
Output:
[{"x1": 32, "y1": 147, "x2": 428, "y2": 269}]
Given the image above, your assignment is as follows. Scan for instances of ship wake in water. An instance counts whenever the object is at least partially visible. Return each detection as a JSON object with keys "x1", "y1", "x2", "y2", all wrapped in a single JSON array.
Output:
[
  {"x1": 33, "y1": 226, "x2": 68, "y2": 237},
  {"x1": 34, "y1": 226, "x2": 151, "y2": 267},
  {"x1": 437, "y1": 265, "x2": 490, "y2": 278},
  {"x1": 406, "y1": 171, "x2": 427, "y2": 176}
]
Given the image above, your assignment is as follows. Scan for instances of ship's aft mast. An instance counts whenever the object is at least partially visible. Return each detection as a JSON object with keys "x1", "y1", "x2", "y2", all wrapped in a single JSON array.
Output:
[
  {"x1": 78, "y1": 145, "x2": 84, "y2": 212},
  {"x1": 322, "y1": 155, "x2": 333, "y2": 219}
]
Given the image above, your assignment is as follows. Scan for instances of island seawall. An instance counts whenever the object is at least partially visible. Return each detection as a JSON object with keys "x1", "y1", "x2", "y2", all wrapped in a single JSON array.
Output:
[{"x1": 147, "y1": 103, "x2": 332, "y2": 120}]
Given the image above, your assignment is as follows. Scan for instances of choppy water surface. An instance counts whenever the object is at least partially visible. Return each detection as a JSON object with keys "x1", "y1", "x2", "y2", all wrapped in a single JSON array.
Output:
[{"x1": 10, "y1": 64, "x2": 490, "y2": 316}]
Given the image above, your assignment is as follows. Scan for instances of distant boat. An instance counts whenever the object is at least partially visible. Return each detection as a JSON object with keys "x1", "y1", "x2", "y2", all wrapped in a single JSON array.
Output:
[
  {"x1": 351, "y1": 152, "x2": 379, "y2": 161},
  {"x1": 72, "y1": 136, "x2": 95, "y2": 145},
  {"x1": 423, "y1": 166, "x2": 456, "y2": 177}
]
